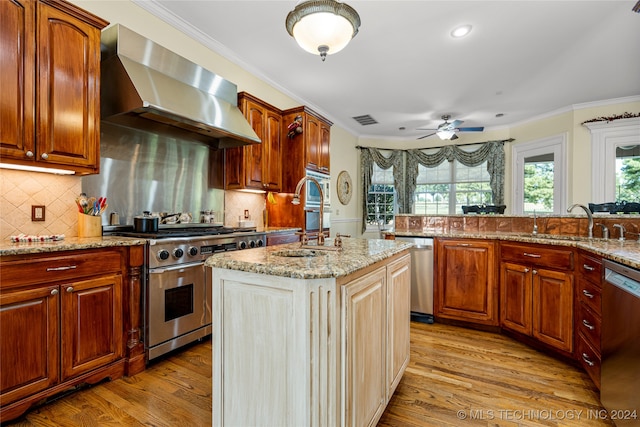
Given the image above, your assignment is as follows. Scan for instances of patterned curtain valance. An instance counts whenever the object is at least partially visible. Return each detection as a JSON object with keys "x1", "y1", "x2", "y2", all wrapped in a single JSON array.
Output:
[{"x1": 360, "y1": 148, "x2": 404, "y2": 233}]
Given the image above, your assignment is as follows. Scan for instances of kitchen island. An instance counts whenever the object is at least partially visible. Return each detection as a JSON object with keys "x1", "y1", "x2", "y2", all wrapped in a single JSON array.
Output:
[{"x1": 205, "y1": 238, "x2": 412, "y2": 427}]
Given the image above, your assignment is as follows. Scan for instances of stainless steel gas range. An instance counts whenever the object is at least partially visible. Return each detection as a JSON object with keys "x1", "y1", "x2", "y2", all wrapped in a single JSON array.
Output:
[{"x1": 106, "y1": 225, "x2": 265, "y2": 361}]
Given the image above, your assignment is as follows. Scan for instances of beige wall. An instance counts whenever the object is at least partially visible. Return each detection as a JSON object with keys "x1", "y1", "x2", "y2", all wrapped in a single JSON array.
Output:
[{"x1": 2, "y1": 1, "x2": 638, "y2": 240}]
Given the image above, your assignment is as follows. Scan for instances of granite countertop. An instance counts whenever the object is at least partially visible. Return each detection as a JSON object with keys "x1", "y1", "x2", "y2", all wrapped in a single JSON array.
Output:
[
  {"x1": 205, "y1": 238, "x2": 413, "y2": 279},
  {"x1": 393, "y1": 230, "x2": 640, "y2": 270},
  {"x1": 260, "y1": 227, "x2": 301, "y2": 234},
  {"x1": 0, "y1": 236, "x2": 147, "y2": 257}
]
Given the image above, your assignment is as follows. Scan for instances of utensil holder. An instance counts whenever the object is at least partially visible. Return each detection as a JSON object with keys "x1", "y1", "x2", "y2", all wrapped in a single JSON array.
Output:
[{"x1": 78, "y1": 212, "x2": 102, "y2": 237}]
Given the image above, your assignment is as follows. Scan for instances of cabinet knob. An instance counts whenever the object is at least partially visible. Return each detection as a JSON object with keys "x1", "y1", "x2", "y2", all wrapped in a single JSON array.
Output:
[
  {"x1": 581, "y1": 352, "x2": 595, "y2": 367},
  {"x1": 524, "y1": 268, "x2": 530, "y2": 273},
  {"x1": 66, "y1": 286, "x2": 74, "y2": 293},
  {"x1": 582, "y1": 319, "x2": 595, "y2": 330},
  {"x1": 51, "y1": 289, "x2": 59, "y2": 296},
  {"x1": 532, "y1": 269, "x2": 538, "y2": 275},
  {"x1": 26, "y1": 150, "x2": 34, "y2": 158},
  {"x1": 41, "y1": 153, "x2": 49, "y2": 160}
]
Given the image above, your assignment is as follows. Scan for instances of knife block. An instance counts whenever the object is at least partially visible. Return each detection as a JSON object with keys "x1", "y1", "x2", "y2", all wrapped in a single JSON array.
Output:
[{"x1": 78, "y1": 212, "x2": 102, "y2": 237}]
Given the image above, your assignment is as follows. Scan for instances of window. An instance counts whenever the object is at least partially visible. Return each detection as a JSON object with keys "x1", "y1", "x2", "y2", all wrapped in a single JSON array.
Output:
[
  {"x1": 413, "y1": 158, "x2": 491, "y2": 215},
  {"x1": 586, "y1": 117, "x2": 640, "y2": 202},
  {"x1": 616, "y1": 145, "x2": 640, "y2": 202},
  {"x1": 366, "y1": 164, "x2": 396, "y2": 227},
  {"x1": 512, "y1": 134, "x2": 567, "y2": 214}
]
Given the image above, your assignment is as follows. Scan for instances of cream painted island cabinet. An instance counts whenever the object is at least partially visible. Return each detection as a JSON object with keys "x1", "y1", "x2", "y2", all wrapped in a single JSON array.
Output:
[{"x1": 205, "y1": 239, "x2": 412, "y2": 427}]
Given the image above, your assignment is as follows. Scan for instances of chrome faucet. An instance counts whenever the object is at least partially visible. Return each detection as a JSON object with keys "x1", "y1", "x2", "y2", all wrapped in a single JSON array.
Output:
[
  {"x1": 293, "y1": 175, "x2": 325, "y2": 246},
  {"x1": 595, "y1": 223, "x2": 609, "y2": 239},
  {"x1": 532, "y1": 210, "x2": 538, "y2": 235},
  {"x1": 567, "y1": 204, "x2": 594, "y2": 239},
  {"x1": 613, "y1": 224, "x2": 626, "y2": 241}
]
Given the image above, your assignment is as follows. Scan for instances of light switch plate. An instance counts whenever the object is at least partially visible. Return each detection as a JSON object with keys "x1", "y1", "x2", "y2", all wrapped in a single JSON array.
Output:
[{"x1": 32, "y1": 205, "x2": 45, "y2": 221}]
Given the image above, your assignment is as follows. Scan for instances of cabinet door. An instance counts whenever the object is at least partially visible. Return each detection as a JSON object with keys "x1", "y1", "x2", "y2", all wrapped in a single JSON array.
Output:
[
  {"x1": 0, "y1": 284, "x2": 59, "y2": 405},
  {"x1": 61, "y1": 274, "x2": 123, "y2": 380},
  {"x1": 0, "y1": 0, "x2": 36, "y2": 160},
  {"x1": 533, "y1": 268, "x2": 573, "y2": 353},
  {"x1": 435, "y1": 240, "x2": 498, "y2": 325},
  {"x1": 243, "y1": 100, "x2": 265, "y2": 189},
  {"x1": 386, "y1": 255, "x2": 411, "y2": 399},
  {"x1": 500, "y1": 262, "x2": 533, "y2": 335},
  {"x1": 342, "y1": 267, "x2": 386, "y2": 427},
  {"x1": 319, "y1": 122, "x2": 330, "y2": 173},
  {"x1": 263, "y1": 109, "x2": 282, "y2": 191},
  {"x1": 305, "y1": 115, "x2": 321, "y2": 171},
  {"x1": 36, "y1": 1, "x2": 100, "y2": 170}
]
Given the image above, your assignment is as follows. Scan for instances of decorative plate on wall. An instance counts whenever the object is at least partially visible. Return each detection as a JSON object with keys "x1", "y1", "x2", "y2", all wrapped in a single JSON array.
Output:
[{"x1": 337, "y1": 170, "x2": 353, "y2": 205}]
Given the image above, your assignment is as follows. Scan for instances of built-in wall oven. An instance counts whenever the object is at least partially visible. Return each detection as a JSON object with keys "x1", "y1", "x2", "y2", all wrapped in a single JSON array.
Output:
[{"x1": 304, "y1": 170, "x2": 330, "y2": 232}]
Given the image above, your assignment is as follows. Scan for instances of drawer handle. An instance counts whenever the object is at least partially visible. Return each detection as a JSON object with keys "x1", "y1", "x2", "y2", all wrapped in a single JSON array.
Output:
[
  {"x1": 582, "y1": 353, "x2": 595, "y2": 367},
  {"x1": 457, "y1": 243, "x2": 472, "y2": 247},
  {"x1": 46, "y1": 265, "x2": 77, "y2": 272},
  {"x1": 582, "y1": 319, "x2": 595, "y2": 330},
  {"x1": 523, "y1": 252, "x2": 541, "y2": 258},
  {"x1": 583, "y1": 264, "x2": 595, "y2": 271},
  {"x1": 582, "y1": 289, "x2": 594, "y2": 299}
]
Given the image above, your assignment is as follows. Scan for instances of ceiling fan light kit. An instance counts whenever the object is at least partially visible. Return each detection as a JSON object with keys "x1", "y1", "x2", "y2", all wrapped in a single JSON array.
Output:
[{"x1": 286, "y1": 0, "x2": 361, "y2": 61}]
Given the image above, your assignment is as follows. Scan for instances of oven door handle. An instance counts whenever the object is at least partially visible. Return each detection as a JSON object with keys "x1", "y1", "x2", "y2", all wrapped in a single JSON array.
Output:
[{"x1": 149, "y1": 261, "x2": 204, "y2": 274}]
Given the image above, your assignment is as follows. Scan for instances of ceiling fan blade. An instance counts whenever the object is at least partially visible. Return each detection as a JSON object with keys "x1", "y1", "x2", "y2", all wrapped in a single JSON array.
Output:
[
  {"x1": 457, "y1": 126, "x2": 484, "y2": 132},
  {"x1": 450, "y1": 120, "x2": 463, "y2": 128},
  {"x1": 417, "y1": 132, "x2": 436, "y2": 140},
  {"x1": 415, "y1": 128, "x2": 438, "y2": 131}
]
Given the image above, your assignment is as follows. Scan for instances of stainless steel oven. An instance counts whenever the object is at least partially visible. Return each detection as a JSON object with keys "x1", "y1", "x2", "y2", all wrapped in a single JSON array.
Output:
[
  {"x1": 105, "y1": 225, "x2": 265, "y2": 361},
  {"x1": 305, "y1": 170, "x2": 330, "y2": 207}
]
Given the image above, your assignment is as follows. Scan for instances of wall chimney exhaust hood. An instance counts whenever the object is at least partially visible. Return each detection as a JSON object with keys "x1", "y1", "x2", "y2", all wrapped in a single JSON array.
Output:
[{"x1": 100, "y1": 24, "x2": 260, "y2": 148}]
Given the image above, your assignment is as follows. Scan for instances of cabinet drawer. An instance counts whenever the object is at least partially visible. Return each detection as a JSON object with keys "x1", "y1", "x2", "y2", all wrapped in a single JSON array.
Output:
[
  {"x1": 500, "y1": 243, "x2": 573, "y2": 270},
  {"x1": 576, "y1": 333, "x2": 601, "y2": 389},
  {"x1": 576, "y1": 303, "x2": 601, "y2": 350},
  {"x1": 577, "y1": 252, "x2": 602, "y2": 285},
  {"x1": 577, "y1": 279, "x2": 602, "y2": 315},
  {"x1": 0, "y1": 250, "x2": 121, "y2": 289}
]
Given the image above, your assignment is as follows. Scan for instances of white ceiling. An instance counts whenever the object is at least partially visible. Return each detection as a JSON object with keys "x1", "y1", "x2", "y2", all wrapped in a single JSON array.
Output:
[{"x1": 140, "y1": 0, "x2": 640, "y2": 141}]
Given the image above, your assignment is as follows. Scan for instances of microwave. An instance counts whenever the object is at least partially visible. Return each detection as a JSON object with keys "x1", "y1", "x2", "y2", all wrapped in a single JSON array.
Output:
[{"x1": 305, "y1": 170, "x2": 330, "y2": 207}]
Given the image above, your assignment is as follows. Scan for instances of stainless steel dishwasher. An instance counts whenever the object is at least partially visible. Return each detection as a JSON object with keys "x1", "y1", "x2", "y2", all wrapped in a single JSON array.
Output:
[
  {"x1": 601, "y1": 260, "x2": 640, "y2": 426},
  {"x1": 395, "y1": 236, "x2": 434, "y2": 323}
]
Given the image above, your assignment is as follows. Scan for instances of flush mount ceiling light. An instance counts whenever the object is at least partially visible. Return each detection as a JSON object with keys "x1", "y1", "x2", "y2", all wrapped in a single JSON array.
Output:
[
  {"x1": 286, "y1": 0, "x2": 361, "y2": 61},
  {"x1": 451, "y1": 24, "x2": 472, "y2": 38}
]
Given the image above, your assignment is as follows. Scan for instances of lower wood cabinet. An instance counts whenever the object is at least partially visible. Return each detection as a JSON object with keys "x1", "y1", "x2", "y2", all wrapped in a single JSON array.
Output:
[
  {"x1": 434, "y1": 239, "x2": 498, "y2": 326},
  {"x1": 499, "y1": 243, "x2": 574, "y2": 354},
  {"x1": 0, "y1": 245, "x2": 144, "y2": 423}
]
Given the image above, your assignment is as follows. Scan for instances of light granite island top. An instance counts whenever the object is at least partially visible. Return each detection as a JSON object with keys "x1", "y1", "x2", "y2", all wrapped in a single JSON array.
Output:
[{"x1": 206, "y1": 238, "x2": 412, "y2": 427}]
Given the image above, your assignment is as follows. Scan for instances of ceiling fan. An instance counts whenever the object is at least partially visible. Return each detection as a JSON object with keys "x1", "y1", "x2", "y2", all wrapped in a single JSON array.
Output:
[{"x1": 417, "y1": 115, "x2": 484, "y2": 140}]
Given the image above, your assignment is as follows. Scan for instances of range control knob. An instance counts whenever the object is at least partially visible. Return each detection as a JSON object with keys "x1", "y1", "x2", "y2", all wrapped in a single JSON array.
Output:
[
  {"x1": 249, "y1": 240, "x2": 256, "y2": 248},
  {"x1": 158, "y1": 250, "x2": 170, "y2": 261},
  {"x1": 173, "y1": 248, "x2": 184, "y2": 259},
  {"x1": 256, "y1": 239, "x2": 264, "y2": 247},
  {"x1": 188, "y1": 246, "x2": 198, "y2": 256},
  {"x1": 239, "y1": 241, "x2": 247, "y2": 250}
]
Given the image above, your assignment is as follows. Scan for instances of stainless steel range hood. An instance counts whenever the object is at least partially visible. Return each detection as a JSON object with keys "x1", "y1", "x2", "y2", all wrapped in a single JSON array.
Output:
[{"x1": 100, "y1": 24, "x2": 260, "y2": 148}]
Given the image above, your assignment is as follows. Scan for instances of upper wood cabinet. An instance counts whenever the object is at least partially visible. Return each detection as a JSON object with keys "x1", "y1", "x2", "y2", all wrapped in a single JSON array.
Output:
[
  {"x1": 225, "y1": 92, "x2": 282, "y2": 191},
  {"x1": 434, "y1": 238, "x2": 498, "y2": 326},
  {"x1": 281, "y1": 106, "x2": 332, "y2": 192},
  {"x1": 0, "y1": 0, "x2": 108, "y2": 175}
]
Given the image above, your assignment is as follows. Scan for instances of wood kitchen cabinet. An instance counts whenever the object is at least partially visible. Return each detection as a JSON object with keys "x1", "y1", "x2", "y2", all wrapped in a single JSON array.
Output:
[
  {"x1": 0, "y1": 245, "x2": 144, "y2": 423},
  {"x1": 499, "y1": 242, "x2": 574, "y2": 355},
  {"x1": 0, "y1": 0, "x2": 108, "y2": 175},
  {"x1": 574, "y1": 250, "x2": 603, "y2": 389},
  {"x1": 434, "y1": 238, "x2": 498, "y2": 326},
  {"x1": 225, "y1": 92, "x2": 282, "y2": 191},
  {"x1": 281, "y1": 106, "x2": 332, "y2": 192}
]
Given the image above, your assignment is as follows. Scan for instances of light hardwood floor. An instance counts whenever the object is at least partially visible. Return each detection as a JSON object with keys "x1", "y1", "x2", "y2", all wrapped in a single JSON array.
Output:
[{"x1": 4, "y1": 322, "x2": 612, "y2": 426}]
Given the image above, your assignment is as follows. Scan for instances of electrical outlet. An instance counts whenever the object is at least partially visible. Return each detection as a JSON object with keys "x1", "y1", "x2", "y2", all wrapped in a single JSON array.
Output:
[
  {"x1": 32, "y1": 205, "x2": 45, "y2": 222},
  {"x1": 244, "y1": 209, "x2": 250, "y2": 219}
]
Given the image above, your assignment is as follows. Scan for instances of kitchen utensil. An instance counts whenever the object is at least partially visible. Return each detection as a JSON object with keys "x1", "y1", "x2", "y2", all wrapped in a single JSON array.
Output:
[{"x1": 134, "y1": 211, "x2": 159, "y2": 232}]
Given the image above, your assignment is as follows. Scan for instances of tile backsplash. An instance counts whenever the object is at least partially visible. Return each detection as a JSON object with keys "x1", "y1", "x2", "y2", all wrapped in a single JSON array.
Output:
[{"x1": 0, "y1": 169, "x2": 81, "y2": 240}]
